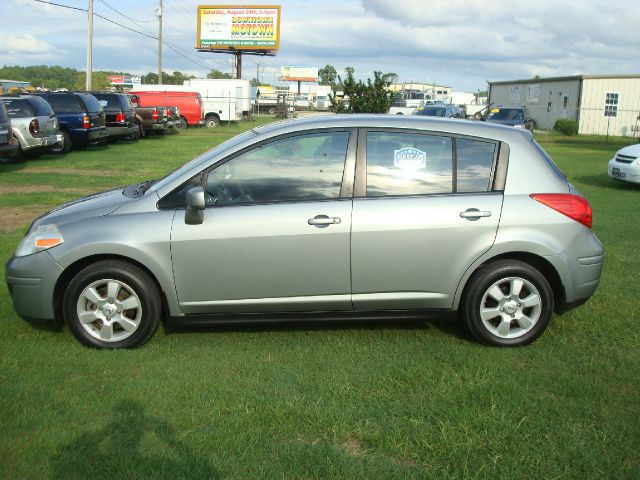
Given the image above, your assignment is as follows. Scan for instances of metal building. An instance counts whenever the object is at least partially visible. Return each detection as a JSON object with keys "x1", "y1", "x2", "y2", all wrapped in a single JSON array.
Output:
[{"x1": 488, "y1": 74, "x2": 640, "y2": 137}]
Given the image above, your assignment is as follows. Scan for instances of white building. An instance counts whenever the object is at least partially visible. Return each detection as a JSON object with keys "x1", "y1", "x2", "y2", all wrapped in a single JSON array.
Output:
[{"x1": 488, "y1": 74, "x2": 640, "y2": 136}]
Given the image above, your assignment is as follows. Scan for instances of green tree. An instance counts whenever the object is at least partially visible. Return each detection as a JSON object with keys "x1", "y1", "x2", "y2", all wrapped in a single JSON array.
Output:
[
  {"x1": 330, "y1": 69, "x2": 392, "y2": 114},
  {"x1": 74, "y1": 72, "x2": 111, "y2": 91},
  {"x1": 381, "y1": 72, "x2": 398, "y2": 85},
  {"x1": 318, "y1": 64, "x2": 337, "y2": 88},
  {"x1": 207, "y1": 69, "x2": 232, "y2": 79}
]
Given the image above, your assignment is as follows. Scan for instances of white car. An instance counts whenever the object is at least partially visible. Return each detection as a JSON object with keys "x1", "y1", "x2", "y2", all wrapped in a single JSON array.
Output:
[{"x1": 608, "y1": 144, "x2": 640, "y2": 184}]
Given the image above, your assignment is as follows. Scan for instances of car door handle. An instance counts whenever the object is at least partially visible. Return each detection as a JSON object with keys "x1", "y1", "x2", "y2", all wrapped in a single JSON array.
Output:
[
  {"x1": 308, "y1": 214, "x2": 341, "y2": 228},
  {"x1": 460, "y1": 208, "x2": 492, "y2": 220}
]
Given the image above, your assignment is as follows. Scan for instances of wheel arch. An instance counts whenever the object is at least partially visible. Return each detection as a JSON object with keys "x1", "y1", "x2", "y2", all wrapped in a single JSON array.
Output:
[
  {"x1": 53, "y1": 253, "x2": 170, "y2": 326},
  {"x1": 455, "y1": 251, "x2": 566, "y2": 315}
]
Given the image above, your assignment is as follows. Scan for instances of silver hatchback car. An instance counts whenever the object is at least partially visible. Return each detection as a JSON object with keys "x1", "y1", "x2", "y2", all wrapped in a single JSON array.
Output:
[{"x1": 6, "y1": 115, "x2": 604, "y2": 348}]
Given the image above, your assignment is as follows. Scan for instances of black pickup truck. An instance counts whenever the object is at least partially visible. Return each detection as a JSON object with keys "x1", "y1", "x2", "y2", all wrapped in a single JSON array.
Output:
[{"x1": 126, "y1": 94, "x2": 168, "y2": 135}]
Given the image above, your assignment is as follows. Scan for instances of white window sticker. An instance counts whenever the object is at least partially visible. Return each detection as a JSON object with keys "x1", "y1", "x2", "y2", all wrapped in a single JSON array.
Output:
[
  {"x1": 394, "y1": 147, "x2": 426, "y2": 171},
  {"x1": 99, "y1": 100, "x2": 108, "y2": 107}
]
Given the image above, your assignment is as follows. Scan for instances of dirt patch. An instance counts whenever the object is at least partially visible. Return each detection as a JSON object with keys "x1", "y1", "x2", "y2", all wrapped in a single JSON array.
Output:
[
  {"x1": 342, "y1": 437, "x2": 364, "y2": 456},
  {"x1": 25, "y1": 167, "x2": 124, "y2": 177},
  {"x1": 0, "y1": 205, "x2": 55, "y2": 234},
  {"x1": 0, "y1": 184, "x2": 98, "y2": 195}
]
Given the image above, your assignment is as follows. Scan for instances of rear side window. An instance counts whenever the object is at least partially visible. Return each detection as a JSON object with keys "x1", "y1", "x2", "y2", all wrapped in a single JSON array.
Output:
[
  {"x1": 44, "y1": 94, "x2": 83, "y2": 112},
  {"x1": 456, "y1": 138, "x2": 496, "y2": 192},
  {"x1": 78, "y1": 94, "x2": 103, "y2": 113},
  {"x1": 366, "y1": 132, "x2": 452, "y2": 196},
  {"x1": 1, "y1": 98, "x2": 35, "y2": 117},
  {"x1": 28, "y1": 96, "x2": 55, "y2": 116},
  {"x1": 0, "y1": 102, "x2": 8, "y2": 121}
]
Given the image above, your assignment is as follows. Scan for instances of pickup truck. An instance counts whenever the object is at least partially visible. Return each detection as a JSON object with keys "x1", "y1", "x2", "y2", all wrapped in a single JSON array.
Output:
[
  {"x1": 32, "y1": 92, "x2": 108, "y2": 153},
  {"x1": 127, "y1": 94, "x2": 168, "y2": 135}
]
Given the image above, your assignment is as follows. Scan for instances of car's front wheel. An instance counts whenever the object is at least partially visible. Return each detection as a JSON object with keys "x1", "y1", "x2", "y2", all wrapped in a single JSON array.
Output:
[
  {"x1": 461, "y1": 260, "x2": 553, "y2": 346},
  {"x1": 63, "y1": 260, "x2": 161, "y2": 349}
]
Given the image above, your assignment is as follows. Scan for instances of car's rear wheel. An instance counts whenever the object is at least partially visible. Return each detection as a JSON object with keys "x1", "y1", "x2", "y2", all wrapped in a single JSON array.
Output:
[
  {"x1": 461, "y1": 260, "x2": 553, "y2": 346},
  {"x1": 205, "y1": 115, "x2": 219, "y2": 128},
  {"x1": 63, "y1": 260, "x2": 161, "y2": 349},
  {"x1": 50, "y1": 131, "x2": 72, "y2": 154},
  {"x1": 176, "y1": 116, "x2": 188, "y2": 129}
]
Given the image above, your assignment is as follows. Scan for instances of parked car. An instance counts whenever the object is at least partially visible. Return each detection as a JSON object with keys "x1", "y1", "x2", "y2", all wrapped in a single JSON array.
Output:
[
  {"x1": 1, "y1": 94, "x2": 63, "y2": 159},
  {"x1": 0, "y1": 101, "x2": 19, "y2": 163},
  {"x1": 32, "y1": 92, "x2": 107, "y2": 152},
  {"x1": 126, "y1": 94, "x2": 169, "y2": 135},
  {"x1": 413, "y1": 105, "x2": 465, "y2": 118},
  {"x1": 6, "y1": 115, "x2": 604, "y2": 349},
  {"x1": 608, "y1": 143, "x2": 640, "y2": 184},
  {"x1": 485, "y1": 106, "x2": 534, "y2": 130},
  {"x1": 90, "y1": 92, "x2": 139, "y2": 141},
  {"x1": 129, "y1": 90, "x2": 204, "y2": 129}
]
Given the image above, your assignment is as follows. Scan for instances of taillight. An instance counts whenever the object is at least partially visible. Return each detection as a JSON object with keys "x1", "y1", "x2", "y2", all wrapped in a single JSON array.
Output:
[
  {"x1": 29, "y1": 118, "x2": 39, "y2": 135},
  {"x1": 530, "y1": 193, "x2": 592, "y2": 229},
  {"x1": 115, "y1": 112, "x2": 125, "y2": 123},
  {"x1": 152, "y1": 109, "x2": 158, "y2": 121},
  {"x1": 83, "y1": 115, "x2": 90, "y2": 129},
  {"x1": 166, "y1": 108, "x2": 171, "y2": 117}
]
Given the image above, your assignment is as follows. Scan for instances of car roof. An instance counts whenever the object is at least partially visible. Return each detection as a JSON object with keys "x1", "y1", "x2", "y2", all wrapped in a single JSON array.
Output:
[{"x1": 252, "y1": 114, "x2": 531, "y2": 143}]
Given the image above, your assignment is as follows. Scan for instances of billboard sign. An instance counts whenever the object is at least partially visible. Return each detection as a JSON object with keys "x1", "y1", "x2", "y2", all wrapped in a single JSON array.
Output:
[
  {"x1": 197, "y1": 5, "x2": 281, "y2": 50},
  {"x1": 108, "y1": 75, "x2": 142, "y2": 86},
  {"x1": 526, "y1": 83, "x2": 541, "y2": 104},
  {"x1": 280, "y1": 66, "x2": 318, "y2": 82},
  {"x1": 508, "y1": 84, "x2": 521, "y2": 103}
]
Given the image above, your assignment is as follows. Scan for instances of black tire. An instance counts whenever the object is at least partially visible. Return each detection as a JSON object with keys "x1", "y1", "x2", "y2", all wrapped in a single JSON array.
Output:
[
  {"x1": 50, "y1": 131, "x2": 72, "y2": 154},
  {"x1": 63, "y1": 260, "x2": 161, "y2": 349},
  {"x1": 205, "y1": 115, "x2": 219, "y2": 128},
  {"x1": 176, "y1": 116, "x2": 188, "y2": 129},
  {"x1": 460, "y1": 260, "x2": 553, "y2": 347}
]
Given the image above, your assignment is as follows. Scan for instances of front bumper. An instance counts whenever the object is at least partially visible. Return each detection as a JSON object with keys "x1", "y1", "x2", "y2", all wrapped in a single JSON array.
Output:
[
  {"x1": 198, "y1": 119, "x2": 206, "y2": 126},
  {"x1": 608, "y1": 160, "x2": 640, "y2": 184},
  {"x1": 6, "y1": 251, "x2": 64, "y2": 321}
]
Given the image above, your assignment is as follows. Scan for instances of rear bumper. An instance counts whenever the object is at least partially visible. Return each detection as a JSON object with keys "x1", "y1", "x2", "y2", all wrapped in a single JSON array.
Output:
[
  {"x1": 106, "y1": 125, "x2": 137, "y2": 138},
  {"x1": 547, "y1": 230, "x2": 605, "y2": 312},
  {"x1": 5, "y1": 251, "x2": 64, "y2": 321},
  {"x1": 22, "y1": 133, "x2": 63, "y2": 151}
]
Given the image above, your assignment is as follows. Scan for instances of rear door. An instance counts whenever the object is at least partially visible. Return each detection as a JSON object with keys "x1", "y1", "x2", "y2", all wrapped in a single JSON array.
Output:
[{"x1": 351, "y1": 129, "x2": 503, "y2": 310}]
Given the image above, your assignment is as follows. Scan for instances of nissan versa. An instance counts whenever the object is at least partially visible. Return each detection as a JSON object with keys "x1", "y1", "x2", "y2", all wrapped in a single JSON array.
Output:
[{"x1": 5, "y1": 115, "x2": 604, "y2": 348}]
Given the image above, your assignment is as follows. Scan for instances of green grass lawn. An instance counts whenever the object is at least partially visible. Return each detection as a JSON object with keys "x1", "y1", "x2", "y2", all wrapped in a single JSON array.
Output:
[{"x1": 0, "y1": 123, "x2": 638, "y2": 479}]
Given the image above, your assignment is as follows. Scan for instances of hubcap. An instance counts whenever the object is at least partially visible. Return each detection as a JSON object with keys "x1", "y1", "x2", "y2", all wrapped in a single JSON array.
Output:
[
  {"x1": 479, "y1": 276, "x2": 542, "y2": 339},
  {"x1": 76, "y1": 279, "x2": 142, "y2": 342}
]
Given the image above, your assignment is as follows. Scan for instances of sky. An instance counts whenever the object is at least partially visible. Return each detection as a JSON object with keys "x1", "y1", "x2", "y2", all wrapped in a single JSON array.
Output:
[{"x1": 3, "y1": 0, "x2": 640, "y2": 92}]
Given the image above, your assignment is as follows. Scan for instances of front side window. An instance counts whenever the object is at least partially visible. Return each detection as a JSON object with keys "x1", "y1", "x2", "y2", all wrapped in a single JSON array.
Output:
[
  {"x1": 366, "y1": 132, "x2": 453, "y2": 196},
  {"x1": 205, "y1": 131, "x2": 349, "y2": 206}
]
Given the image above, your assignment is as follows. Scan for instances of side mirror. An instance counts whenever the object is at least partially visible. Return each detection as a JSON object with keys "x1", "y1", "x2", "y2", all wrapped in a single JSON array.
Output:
[{"x1": 185, "y1": 186, "x2": 205, "y2": 225}]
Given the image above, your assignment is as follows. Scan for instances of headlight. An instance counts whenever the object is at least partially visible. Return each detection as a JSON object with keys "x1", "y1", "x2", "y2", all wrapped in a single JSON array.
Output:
[
  {"x1": 15, "y1": 224, "x2": 64, "y2": 257},
  {"x1": 513, "y1": 124, "x2": 526, "y2": 129}
]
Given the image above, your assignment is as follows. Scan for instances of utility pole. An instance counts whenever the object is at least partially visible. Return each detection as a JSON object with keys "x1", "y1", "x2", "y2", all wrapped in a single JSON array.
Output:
[
  {"x1": 85, "y1": 0, "x2": 94, "y2": 91},
  {"x1": 157, "y1": 0, "x2": 163, "y2": 85},
  {"x1": 254, "y1": 57, "x2": 262, "y2": 85}
]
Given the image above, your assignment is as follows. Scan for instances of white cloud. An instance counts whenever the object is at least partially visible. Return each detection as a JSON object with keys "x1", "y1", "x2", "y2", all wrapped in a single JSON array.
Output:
[{"x1": 0, "y1": 33, "x2": 54, "y2": 54}]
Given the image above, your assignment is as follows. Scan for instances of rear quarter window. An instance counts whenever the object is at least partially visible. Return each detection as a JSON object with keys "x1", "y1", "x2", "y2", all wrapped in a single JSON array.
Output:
[
  {"x1": 78, "y1": 94, "x2": 103, "y2": 113},
  {"x1": 1, "y1": 98, "x2": 35, "y2": 117},
  {"x1": 28, "y1": 96, "x2": 55, "y2": 117}
]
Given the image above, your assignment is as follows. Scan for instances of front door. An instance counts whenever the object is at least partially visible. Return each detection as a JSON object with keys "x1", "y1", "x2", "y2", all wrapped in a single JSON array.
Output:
[{"x1": 171, "y1": 130, "x2": 355, "y2": 314}]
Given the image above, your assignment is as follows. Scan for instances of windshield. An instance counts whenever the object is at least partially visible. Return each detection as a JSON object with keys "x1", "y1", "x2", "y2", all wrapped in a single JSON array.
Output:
[
  {"x1": 150, "y1": 129, "x2": 258, "y2": 193},
  {"x1": 417, "y1": 107, "x2": 447, "y2": 117},
  {"x1": 487, "y1": 108, "x2": 524, "y2": 121}
]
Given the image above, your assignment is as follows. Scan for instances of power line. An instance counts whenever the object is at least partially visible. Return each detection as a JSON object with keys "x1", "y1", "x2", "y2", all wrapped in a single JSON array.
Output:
[
  {"x1": 100, "y1": 0, "x2": 157, "y2": 23},
  {"x1": 31, "y1": 0, "x2": 215, "y2": 71}
]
